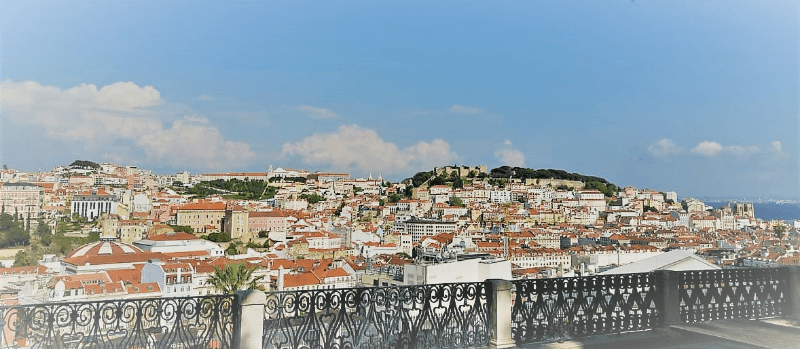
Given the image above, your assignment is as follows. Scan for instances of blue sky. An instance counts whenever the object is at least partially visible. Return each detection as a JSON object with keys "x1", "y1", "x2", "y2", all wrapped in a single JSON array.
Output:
[{"x1": 1, "y1": 0, "x2": 797, "y2": 200}]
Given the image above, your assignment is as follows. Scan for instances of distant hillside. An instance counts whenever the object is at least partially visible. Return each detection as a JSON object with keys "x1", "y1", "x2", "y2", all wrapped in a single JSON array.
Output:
[
  {"x1": 488, "y1": 166, "x2": 609, "y2": 183},
  {"x1": 69, "y1": 160, "x2": 100, "y2": 169},
  {"x1": 406, "y1": 166, "x2": 618, "y2": 197},
  {"x1": 489, "y1": 166, "x2": 617, "y2": 196}
]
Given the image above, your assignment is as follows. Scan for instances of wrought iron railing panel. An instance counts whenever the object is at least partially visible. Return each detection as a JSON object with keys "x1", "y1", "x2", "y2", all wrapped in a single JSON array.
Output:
[
  {"x1": 0, "y1": 295, "x2": 235, "y2": 349},
  {"x1": 262, "y1": 283, "x2": 489, "y2": 349},
  {"x1": 679, "y1": 268, "x2": 790, "y2": 323},
  {"x1": 511, "y1": 273, "x2": 661, "y2": 345}
]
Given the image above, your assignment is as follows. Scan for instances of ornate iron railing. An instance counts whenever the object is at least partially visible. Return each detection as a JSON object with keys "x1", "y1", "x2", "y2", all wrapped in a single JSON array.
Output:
[
  {"x1": 679, "y1": 268, "x2": 791, "y2": 323},
  {"x1": 511, "y1": 273, "x2": 661, "y2": 345},
  {"x1": 262, "y1": 283, "x2": 490, "y2": 349},
  {"x1": 0, "y1": 295, "x2": 235, "y2": 349}
]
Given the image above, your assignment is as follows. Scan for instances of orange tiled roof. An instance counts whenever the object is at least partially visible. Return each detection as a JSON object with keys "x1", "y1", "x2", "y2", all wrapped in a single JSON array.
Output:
[
  {"x1": 283, "y1": 272, "x2": 321, "y2": 288},
  {"x1": 149, "y1": 232, "x2": 201, "y2": 241},
  {"x1": 178, "y1": 202, "x2": 227, "y2": 211}
]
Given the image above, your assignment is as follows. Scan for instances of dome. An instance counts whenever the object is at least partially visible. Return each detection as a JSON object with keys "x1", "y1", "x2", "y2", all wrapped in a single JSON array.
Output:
[
  {"x1": 61, "y1": 239, "x2": 163, "y2": 270},
  {"x1": 66, "y1": 240, "x2": 145, "y2": 259}
]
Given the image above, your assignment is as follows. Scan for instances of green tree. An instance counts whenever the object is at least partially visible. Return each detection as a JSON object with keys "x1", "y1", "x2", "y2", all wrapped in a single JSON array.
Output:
[
  {"x1": 69, "y1": 160, "x2": 100, "y2": 169},
  {"x1": 388, "y1": 193, "x2": 402, "y2": 203},
  {"x1": 205, "y1": 233, "x2": 230, "y2": 242},
  {"x1": 775, "y1": 225, "x2": 787, "y2": 237},
  {"x1": 411, "y1": 171, "x2": 434, "y2": 187},
  {"x1": 35, "y1": 219, "x2": 52, "y2": 246},
  {"x1": 225, "y1": 241, "x2": 242, "y2": 255},
  {"x1": 451, "y1": 197, "x2": 465, "y2": 207},
  {"x1": 299, "y1": 193, "x2": 325, "y2": 204},
  {"x1": 643, "y1": 206, "x2": 659, "y2": 213},
  {"x1": 0, "y1": 213, "x2": 29, "y2": 248},
  {"x1": 206, "y1": 263, "x2": 265, "y2": 294},
  {"x1": 13, "y1": 249, "x2": 33, "y2": 267},
  {"x1": 428, "y1": 175, "x2": 446, "y2": 187},
  {"x1": 170, "y1": 225, "x2": 195, "y2": 234}
]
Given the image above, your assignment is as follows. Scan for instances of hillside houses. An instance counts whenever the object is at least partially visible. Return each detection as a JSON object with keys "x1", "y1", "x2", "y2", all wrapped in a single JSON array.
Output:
[{"x1": 0, "y1": 162, "x2": 795, "y2": 304}]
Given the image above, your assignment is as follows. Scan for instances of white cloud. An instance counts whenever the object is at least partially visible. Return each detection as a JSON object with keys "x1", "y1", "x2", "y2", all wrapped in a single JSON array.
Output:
[
  {"x1": 198, "y1": 94, "x2": 214, "y2": 101},
  {"x1": 647, "y1": 139, "x2": 683, "y2": 157},
  {"x1": 281, "y1": 125, "x2": 458, "y2": 175},
  {"x1": 691, "y1": 140, "x2": 759, "y2": 157},
  {"x1": 691, "y1": 141, "x2": 725, "y2": 156},
  {"x1": 1, "y1": 80, "x2": 256, "y2": 170},
  {"x1": 448, "y1": 105, "x2": 485, "y2": 115},
  {"x1": 771, "y1": 141, "x2": 782, "y2": 153},
  {"x1": 296, "y1": 105, "x2": 338, "y2": 119},
  {"x1": 494, "y1": 140, "x2": 525, "y2": 167}
]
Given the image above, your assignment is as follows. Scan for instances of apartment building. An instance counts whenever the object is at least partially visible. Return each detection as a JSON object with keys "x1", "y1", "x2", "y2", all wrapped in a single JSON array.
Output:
[
  {"x1": 399, "y1": 218, "x2": 458, "y2": 243},
  {"x1": 71, "y1": 189, "x2": 117, "y2": 221},
  {"x1": 0, "y1": 182, "x2": 44, "y2": 222},
  {"x1": 175, "y1": 202, "x2": 226, "y2": 233}
]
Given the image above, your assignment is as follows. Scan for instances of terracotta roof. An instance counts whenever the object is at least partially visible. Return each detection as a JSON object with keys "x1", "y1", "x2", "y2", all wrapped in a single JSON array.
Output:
[
  {"x1": 250, "y1": 210, "x2": 288, "y2": 218},
  {"x1": 106, "y1": 268, "x2": 142, "y2": 284},
  {"x1": 178, "y1": 202, "x2": 227, "y2": 211},
  {"x1": 149, "y1": 232, "x2": 201, "y2": 241},
  {"x1": 283, "y1": 272, "x2": 321, "y2": 288},
  {"x1": 126, "y1": 282, "x2": 161, "y2": 294},
  {"x1": 315, "y1": 267, "x2": 350, "y2": 279},
  {"x1": 0, "y1": 265, "x2": 44, "y2": 276},
  {"x1": 66, "y1": 241, "x2": 144, "y2": 259},
  {"x1": 63, "y1": 242, "x2": 164, "y2": 267}
]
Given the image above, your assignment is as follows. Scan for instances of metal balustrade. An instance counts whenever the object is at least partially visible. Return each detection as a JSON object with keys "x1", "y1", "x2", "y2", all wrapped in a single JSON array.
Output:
[
  {"x1": 510, "y1": 273, "x2": 662, "y2": 345},
  {"x1": 1, "y1": 267, "x2": 798, "y2": 349},
  {"x1": 262, "y1": 283, "x2": 490, "y2": 349},
  {"x1": 679, "y1": 268, "x2": 791, "y2": 323},
  {"x1": 0, "y1": 295, "x2": 235, "y2": 349}
]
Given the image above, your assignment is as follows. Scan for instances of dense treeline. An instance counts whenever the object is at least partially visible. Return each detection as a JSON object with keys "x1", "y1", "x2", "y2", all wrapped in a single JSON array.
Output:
[
  {"x1": 182, "y1": 179, "x2": 277, "y2": 200},
  {"x1": 406, "y1": 166, "x2": 618, "y2": 197},
  {"x1": 14, "y1": 230, "x2": 100, "y2": 266},
  {"x1": 0, "y1": 213, "x2": 29, "y2": 248},
  {"x1": 488, "y1": 166, "x2": 608, "y2": 183},
  {"x1": 410, "y1": 171, "x2": 434, "y2": 187},
  {"x1": 69, "y1": 160, "x2": 100, "y2": 169}
]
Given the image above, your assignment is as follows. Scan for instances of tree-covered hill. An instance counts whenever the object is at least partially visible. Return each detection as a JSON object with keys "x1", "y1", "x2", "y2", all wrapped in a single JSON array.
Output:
[
  {"x1": 488, "y1": 166, "x2": 609, "y2": 183},
  {"x1": 69, "y1": 160, "x2": 100, "y2": 169},
  {"x1": 179, "y1": 178, "x2": 277, "y2": 200},
  {"x1": 406, "y1": 166, "x2": 618, "y2": 197}
]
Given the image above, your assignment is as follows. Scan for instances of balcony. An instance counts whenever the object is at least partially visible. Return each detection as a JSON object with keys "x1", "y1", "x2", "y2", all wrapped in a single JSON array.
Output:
[{"x1": 2, "y1": 267, "x2": 799, "y2": 348}]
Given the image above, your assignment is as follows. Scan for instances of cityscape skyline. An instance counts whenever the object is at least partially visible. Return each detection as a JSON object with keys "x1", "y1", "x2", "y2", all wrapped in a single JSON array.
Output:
[{"x1": 1, "y1": 0, "x2": 797, "y2": 200}]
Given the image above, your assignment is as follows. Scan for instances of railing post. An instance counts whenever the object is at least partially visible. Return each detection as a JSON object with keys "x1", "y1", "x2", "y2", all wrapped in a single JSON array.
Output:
[
  {"x1": 236, "y1": 290, "x2": 266, "y2": 349},
  {"x1": 787, "y1": 266, "x2": 800, "y2": 322},
  {"x1": 487, "y1": 279, "x2": 515, "y2": 349},
  {"x1": 655, "y1": 270, "x2": 681, "y2": 326}
]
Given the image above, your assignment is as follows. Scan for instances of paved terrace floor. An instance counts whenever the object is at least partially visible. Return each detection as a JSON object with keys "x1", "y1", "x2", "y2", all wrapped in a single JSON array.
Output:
[{"x1": 521, "y1": 319, "x2": 800, "y2": 349}]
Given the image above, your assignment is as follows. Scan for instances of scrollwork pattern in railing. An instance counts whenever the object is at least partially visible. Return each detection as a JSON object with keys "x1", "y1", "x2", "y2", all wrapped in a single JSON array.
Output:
[
  {"x1": 0, "y1": 295, "x2": 235, "y2": 349},
  {"x1": 679, "y1": 268, "x2": 790, "y2": 323},
  {"x1": 262, "y1": 283, "x2": 489, "y2": 349},
  {"x1": 511, "y1": 273, "x2": 660, "y2": 344}
]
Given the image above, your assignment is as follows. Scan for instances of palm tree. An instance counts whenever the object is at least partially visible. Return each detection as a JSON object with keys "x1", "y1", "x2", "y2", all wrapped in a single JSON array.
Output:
[{"x1": 206, "y1": 263, "x2": 265, "y2": 294}]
